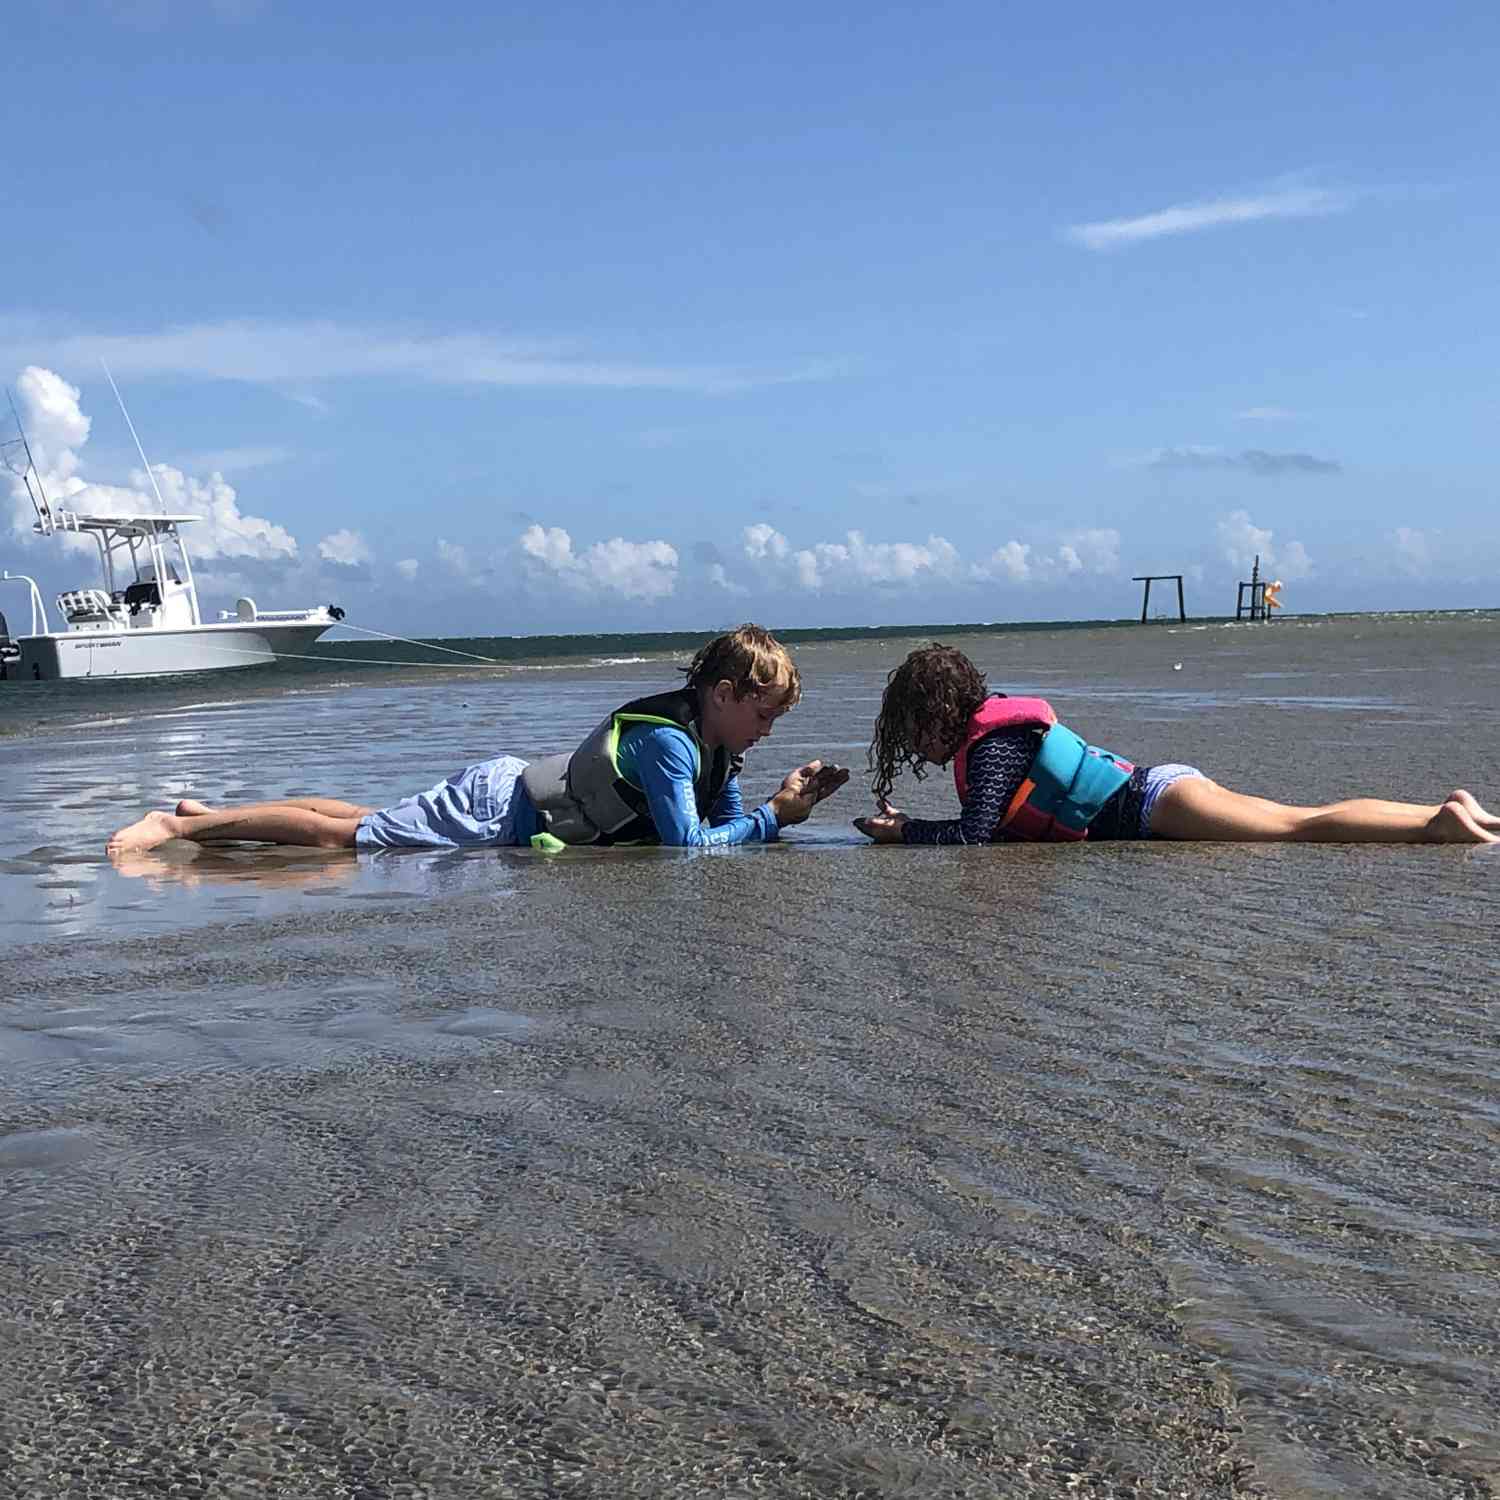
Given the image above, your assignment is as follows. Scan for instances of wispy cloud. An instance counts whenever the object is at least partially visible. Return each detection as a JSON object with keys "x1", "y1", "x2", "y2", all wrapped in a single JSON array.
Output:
[
  {"x1": 1236, "y1": 406, "x2": 1297, "y2": 423},
  {"x1": 175, "y1": 445, "x2": 294, "y2": 475},
  {"x1": 0, "y1": 318, "x2": 841, "y2": 396},
  {"x1": 1066, "y1": 182, "x2": 1351, "y2": 251},
  {"x1": 1145, "y1": 445, "x2": 1341, "y2": 476}
]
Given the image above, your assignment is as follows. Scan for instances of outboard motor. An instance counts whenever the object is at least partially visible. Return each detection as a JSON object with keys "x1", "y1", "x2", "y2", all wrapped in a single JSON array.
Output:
[{"x1": 0, "y1": 609, "x2": 18, "y2": 679}]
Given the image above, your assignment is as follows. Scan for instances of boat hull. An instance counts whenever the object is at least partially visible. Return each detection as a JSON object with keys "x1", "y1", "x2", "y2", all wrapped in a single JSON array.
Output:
[{"x1": 4, "y1": 621, "x2": 336, "y2": 681}]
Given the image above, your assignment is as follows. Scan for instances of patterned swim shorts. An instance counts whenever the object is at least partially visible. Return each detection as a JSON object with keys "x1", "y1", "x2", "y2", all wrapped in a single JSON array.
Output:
[
  {"x1": 1089, "y1": 763, "x2": 1206, "y2": 840},
  {"x1": 355, "y1": 754, "x2": 530, "y2": 850}
]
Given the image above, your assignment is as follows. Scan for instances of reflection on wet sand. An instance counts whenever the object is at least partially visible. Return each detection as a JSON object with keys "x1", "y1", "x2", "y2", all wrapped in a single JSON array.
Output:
[{"x1": 107, "y1": 844, "x2": 362, "y2": 892}]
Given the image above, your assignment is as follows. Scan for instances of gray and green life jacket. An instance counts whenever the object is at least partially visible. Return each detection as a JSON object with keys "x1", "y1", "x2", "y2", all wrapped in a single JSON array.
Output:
[{"x1": 520, "y1": 687, "x2": 740, "y2": 845}]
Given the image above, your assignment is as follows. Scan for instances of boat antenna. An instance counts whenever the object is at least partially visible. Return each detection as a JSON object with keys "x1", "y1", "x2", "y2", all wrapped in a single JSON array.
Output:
[
  {"x1": 2, "y1": 388, "x2": 56, "y2": 535},
  {"x1": 101, "y1": 358, "x2": 171, "y2": 516}
]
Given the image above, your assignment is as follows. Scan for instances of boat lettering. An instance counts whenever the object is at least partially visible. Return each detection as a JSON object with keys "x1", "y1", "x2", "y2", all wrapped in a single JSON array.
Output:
[{"x1": 72, "y1": 639, "x2": 121, "y2": 649}]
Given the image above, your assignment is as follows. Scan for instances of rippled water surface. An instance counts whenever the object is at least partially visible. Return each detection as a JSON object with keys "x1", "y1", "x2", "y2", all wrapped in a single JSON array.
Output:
[{"x1": 2, "y1": 614, "x2": 1498, "y2": 1498}]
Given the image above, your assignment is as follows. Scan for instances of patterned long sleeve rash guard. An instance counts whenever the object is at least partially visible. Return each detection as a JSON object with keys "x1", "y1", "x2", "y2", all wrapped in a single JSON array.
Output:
[{"x1": 899, "y1": 728, "x2": 1036, "y2": 845}]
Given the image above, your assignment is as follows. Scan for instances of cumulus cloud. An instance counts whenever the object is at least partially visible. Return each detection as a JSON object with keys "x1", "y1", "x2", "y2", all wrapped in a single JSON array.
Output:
[
  {"x1": 1066, "y1": 182, "x2": 1350, "y2": 251},
  {"x1": 743, "y1": 523, "x2": 790, "y2": 562},
  {"x1": 395, "y1": 557, "x2": 419, "y2": 580},
  {"x1": 981, "y1": 541, "x2": 1034, "y2": 583},
  {"x1": 973, "y1": 528, "x2": 1120, "y2": 585},
  {"x1": 741, "y1": 525, "x2": 959, "y2": 592},
  {"x1": 1146, "y1": 446, "x2": 1340, "y2": 476},
  {"x1": 0, "y1": 320, "x2": 838, "y2": 397},
  {"x1": 317, "y1": 528, "x2": 372, "y2": 570},
  {"x1": 4, "y1": 366, "x2": 298, "y2": 565},
  {"x1": 145, "y1": 463, "x2": 297, "y2": 562},
  {"x1": 1058, "y1": 527, "x2": 1120, "y2": 575},
  {"x1": 518, "y1": 524, "x2": 678, "y2": 602},
  {"x1": 1217, "y1": 509, "x2": 1313, "y2": 581}
]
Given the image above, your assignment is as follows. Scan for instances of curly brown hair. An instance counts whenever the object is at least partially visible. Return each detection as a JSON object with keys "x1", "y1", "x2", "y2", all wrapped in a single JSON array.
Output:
[{"x1": 868, "y1": 644, "x2": 989, "y2": 800}]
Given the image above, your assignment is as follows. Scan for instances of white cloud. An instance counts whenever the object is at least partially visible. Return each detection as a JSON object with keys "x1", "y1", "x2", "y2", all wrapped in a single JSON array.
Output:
[
  {"x1": 1393, "y1": 527, "x2": 1431, "y2": 577},
  {"x1": 0, "y1": 321, "x2": 838, "y2": 397},
  {"x1": 1216, "y1": 509, "x2": 1312, "y2": 581},
  {"x1": 743, "y1": 523, "x2": 790, "y2": 561},
  {"x1": 317, "y1": 528, "x2": 372, "y2": 568},
  {"x1": 1236, "y1": 406, "x2": 1297, "y2": 423},
  {"x1": 518, "y1": 524, "x2": 678, "y2": 602},
  {"x1": 1060, "y1": 527, "x2": 1120, "y2": 575},
  {"x1": 973, "y1": 529, "x2": 1119, "y2": 585},
  {"x1": 395, "y1": 557, "x2": 419, "y2": 580},
  {"x1": 980, "y1": 541, "x2": 1033, "y2": 583},
  {"x1": 146, "y1": 463, "x2": 298, "y2": 562},
  {"x1": 1066, "y1": 182, "x2": 1350, "y2": 251},
  {"x1": 742, "y1": 524, "x2": 959, "y2": 592},
  {"x1": 4, "y1": 366, "x2": 295, "y2": 564},
  {"x1": 518, "y1": 525, "x2": 576, "y2": 572},
  {"x1": 706, "y1": 561, "x2": 746, "y2": 595}
]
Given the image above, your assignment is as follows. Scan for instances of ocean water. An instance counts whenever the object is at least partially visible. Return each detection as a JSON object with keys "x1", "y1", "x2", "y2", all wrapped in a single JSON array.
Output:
[{"x1": 1, "y1": 612, "x2": 1498, "y2": 1498}]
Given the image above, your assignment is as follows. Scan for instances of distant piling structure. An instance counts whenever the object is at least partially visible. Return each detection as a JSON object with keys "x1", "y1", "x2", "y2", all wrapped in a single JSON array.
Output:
[
  {"x1": 1132, "y1": 574, "x2": 1186, "y2": 623},
  {"x1": 1236, "y1": 555, "x2": 1275, "y2": 622}
]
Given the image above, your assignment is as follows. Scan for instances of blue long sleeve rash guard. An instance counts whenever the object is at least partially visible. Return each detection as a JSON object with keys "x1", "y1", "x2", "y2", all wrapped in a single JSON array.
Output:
[{"x1": 615, "y1": 722, "x2": 780, "y2": 846}]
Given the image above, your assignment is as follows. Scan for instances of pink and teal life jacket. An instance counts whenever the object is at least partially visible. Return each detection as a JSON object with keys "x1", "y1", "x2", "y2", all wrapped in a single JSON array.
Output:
[{"x1": 952, "y1": 696, "x2": 1134, "y2": 842}]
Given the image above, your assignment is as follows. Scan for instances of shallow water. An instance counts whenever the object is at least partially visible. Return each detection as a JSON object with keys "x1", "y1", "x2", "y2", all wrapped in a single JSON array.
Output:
[{"x1": 2, "y1": 614, "x2": 1498, "y2": 1497}]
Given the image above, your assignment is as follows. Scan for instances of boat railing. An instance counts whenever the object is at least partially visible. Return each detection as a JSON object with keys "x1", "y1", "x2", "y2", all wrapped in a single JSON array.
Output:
[
  {"x1": 1, "y1": 571, "x2": 51, "y2": 635},
  {"x1": 257, "y1": 608, "x2": 327, "y2": 622}
]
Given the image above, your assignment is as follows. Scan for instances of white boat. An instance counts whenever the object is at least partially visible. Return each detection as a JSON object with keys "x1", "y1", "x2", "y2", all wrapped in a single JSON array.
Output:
[{"x1": 2, "y1": 388, "x2": 344, "y2": 683}]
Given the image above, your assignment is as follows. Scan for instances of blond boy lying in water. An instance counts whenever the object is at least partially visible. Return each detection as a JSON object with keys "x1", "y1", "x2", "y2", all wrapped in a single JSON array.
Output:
[
  {"x1": 108, "y1": 625, "x2": 849, "y2": 857},
  {"x1": 853, "y1": 644, "x2": 1500, "y2": 846}
]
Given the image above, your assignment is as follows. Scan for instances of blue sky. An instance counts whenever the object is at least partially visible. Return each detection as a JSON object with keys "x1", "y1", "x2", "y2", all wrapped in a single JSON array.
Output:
[{"x1": 3, "y1": 0, "x2": 1498, "y2": 636}]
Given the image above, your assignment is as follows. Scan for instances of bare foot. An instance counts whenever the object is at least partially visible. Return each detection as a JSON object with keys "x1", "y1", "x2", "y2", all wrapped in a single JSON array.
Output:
[
  {"x1": 1428, "y1": 798, "x2": 1500, "y2": 845},
  {"x1": 1448, "y1": 789, "x2": 1500, "y2": 831},
  {"x1": 106, "y1": 809, "x2": 182, "y2": 856},
  {"x1": 176, "y1": 798, "x2": 213, "y2": 817}
]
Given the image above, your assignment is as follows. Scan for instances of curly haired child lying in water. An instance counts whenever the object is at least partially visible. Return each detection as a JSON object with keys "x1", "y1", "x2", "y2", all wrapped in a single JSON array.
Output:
[{"x1": 854, "y1": 644, "x2": 1500, "y2": 846}]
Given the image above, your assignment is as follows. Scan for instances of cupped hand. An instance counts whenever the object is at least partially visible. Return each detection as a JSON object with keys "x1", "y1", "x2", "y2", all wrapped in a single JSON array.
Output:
[
  {"x1": 853, "y1": 811, "x2": 908, "y2": 843},
  {"x1": 770, "y1": 759, "x2": 852, "y2": 826}
]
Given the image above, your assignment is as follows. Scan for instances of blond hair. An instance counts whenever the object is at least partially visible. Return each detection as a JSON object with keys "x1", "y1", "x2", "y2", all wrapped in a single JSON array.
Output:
[{"x1": 684, "y1": 623, "x2": 802, "y2": 706}]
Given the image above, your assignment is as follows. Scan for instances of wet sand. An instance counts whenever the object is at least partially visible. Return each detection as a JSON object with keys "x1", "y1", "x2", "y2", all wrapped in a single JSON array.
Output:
[{"x1": 2, "y1": 615, "x2": 1498, "y2": 1498}]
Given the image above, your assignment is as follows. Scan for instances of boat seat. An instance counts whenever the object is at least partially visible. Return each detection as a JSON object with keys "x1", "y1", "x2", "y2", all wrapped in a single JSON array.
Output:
[
  {"x1": 123, "y1": 581, "x2": 162, "y2": 613},
  {"x1": 58, "y1": 588, "x2": 115, "y2": 622}
]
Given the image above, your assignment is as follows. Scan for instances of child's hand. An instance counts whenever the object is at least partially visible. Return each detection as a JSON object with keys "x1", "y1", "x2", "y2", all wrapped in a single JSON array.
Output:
[
  {"x1": 771, "y1": 760, "x2": 851, "y2": 826},
  {"x1": 853, "y1": 810, "x2": 908, "y2": 843}
]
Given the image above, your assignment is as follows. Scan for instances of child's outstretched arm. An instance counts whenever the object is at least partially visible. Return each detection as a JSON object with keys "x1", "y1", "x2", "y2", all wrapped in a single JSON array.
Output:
[{"x1": 854, "y1": 730, "x2": 1033, "y2": 845}]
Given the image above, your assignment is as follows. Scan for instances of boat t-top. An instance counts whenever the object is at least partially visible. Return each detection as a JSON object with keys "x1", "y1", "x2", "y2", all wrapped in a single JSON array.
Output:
[{"x1": 1, "y1": 380, "x2": 344, "y2": 682}]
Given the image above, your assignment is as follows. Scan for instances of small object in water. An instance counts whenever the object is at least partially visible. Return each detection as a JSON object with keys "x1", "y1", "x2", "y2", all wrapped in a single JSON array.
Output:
[{"x1": 1172, "y1": 662, "x2": 1183, "y2": 671}]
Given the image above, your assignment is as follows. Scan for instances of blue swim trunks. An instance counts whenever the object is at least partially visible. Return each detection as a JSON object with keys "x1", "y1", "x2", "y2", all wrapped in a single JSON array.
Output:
[{"x1": 356, "y1": 754, "x2": 536, "y2": 850}]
